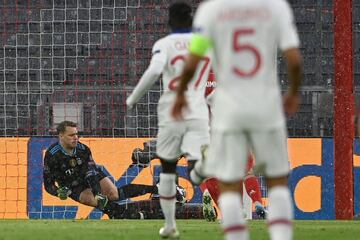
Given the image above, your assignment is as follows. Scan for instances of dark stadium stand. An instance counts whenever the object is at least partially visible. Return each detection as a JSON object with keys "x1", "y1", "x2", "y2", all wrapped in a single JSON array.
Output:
[{"x1": 0, "y1": 0, "x2": 358, "y2": 137}]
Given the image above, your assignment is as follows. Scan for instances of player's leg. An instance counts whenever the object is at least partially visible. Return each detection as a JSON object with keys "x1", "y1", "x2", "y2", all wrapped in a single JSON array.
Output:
[
  {"x1": 206, "y1": 131, "x2": 250, "y2": 240},
  {"x1": 182, "y1": 120, "x2": 210, "y2": 185},
  {"x1": 244, "y1": 154, "x2": 262, "y2": 207},
  {"x1": 98, "y1": 167, "x2": 158, "y2": 201},
  {"x1": 71, "y1": 186, "x2": 123, "y2": 219},
  {"x1": 99, "y1": 177, "x2": 118, "y2": 201},
  {"x1": 182, "y1": 120, "x2": 216, "y2": 221},
  {"x1": 251, "y1": 128, "x2": 293, "y2": 240},
  {"x1": 71, "y1": 182, "x2": 107, "y2": 210},
  {"x1": 100, "y1": 176, "x2": 156, "y2": 200},
  {"x1": 156, "y1": 122, "x2": 184, "y2": 239},
  {"x1": 244, "y1": 174, "x2": 267, "y2": 218},
  {"x1": 118, "y1": 200, "x2": 159, "y2": 219},
  {"x1": 118, "y1": 184, "x2": 158, "y2": 199},
  {"x1": 81, "y1": 168, "x2": 111, "y2": 211},
  {"x1": 243, "y1": 159, "x2": 267, "y2": 219},
  {"x1": 77, "y1": 188, "x2": 98, "y2": 207},
  {"x1": 158, "y1": 159, "x2": 180, "y2": 238},
  {"x1": 201, "y1": 177, "x2": 221, "y2": 204}
]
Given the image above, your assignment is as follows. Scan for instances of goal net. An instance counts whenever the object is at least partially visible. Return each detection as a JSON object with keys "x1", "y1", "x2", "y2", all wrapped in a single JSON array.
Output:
[{"x1": 0, "y1": 0, "x2": 339, "y2": 219}]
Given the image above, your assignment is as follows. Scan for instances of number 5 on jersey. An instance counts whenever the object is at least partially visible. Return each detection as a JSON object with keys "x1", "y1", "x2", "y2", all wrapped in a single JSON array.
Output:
[{"x1": 233, "y1": 28, "x2": 262, "y2": 78}]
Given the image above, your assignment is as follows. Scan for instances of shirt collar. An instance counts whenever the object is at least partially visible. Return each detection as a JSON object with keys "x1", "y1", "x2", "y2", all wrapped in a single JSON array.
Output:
[
  {"x1": 172, "y1": 28, "x2": 192, "y2": 34},
  {"x1": 58, "y1": 142, "x2": 77, "y2": 156}
]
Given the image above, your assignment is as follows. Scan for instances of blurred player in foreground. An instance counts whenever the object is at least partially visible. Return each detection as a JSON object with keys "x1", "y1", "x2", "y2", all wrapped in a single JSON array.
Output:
[
  {"x1": 126, "y1": 2, "x2": 212, "y2": 238},
  {"x1": 172, "y1": 0, "x2": 302, "y2": 239},
  {"x1": 201, "y1": 72, "x2": 267, "y2": 221},
  {"x1": 43, "y1": 120, "x2": 158, "y2": 219}
]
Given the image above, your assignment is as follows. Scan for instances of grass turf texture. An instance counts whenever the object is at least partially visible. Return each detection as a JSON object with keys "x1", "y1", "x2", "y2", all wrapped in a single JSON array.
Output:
[{"x1": 0, "y1": 220, "x2": 360, "y2": 240}]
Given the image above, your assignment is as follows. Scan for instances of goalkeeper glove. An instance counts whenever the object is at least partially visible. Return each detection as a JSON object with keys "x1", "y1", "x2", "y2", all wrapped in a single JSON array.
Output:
[
  {"x1": 95, "y1": 194, "x2": 108, "y2": 210},
  {"x1": 57, "y1": 186, "x2": 72, "y2": 200}
]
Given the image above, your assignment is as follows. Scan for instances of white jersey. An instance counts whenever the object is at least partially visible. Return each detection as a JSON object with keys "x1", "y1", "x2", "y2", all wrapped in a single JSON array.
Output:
[
  {"x1": 154, "y1": 33, "x2": 210, "y2": 125},
  {"x1": 127, "y1": 32, "x2": 210, "y2": 126},
  {"x1": 193, "y1": 0, "x2": 300, "y2": 131}
]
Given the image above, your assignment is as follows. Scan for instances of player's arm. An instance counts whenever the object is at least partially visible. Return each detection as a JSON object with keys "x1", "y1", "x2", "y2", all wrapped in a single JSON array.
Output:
[
  {"x1": 284, "y1": 48, "x2": 302, "y2": 95},
  {"x1": 43, "y1": 151, "x2": 72, "y2": 200},
  {"x1": 43, "y1": 151, "x2": 59, "y2": 197},
  {"x1": 278, "y1": 0, "x2": 303, "y2": 115},
  {"x1": 83, "y1": 146, "x2": 103, "y2": 196},
  {"x1": 126, "y1": 43, "x2": 166, "y2": 108},
  {"x1": 282, "y1": 48, "x2": 303, "y2": 116},
  {"x1": 172, "y1": 34, "x2": 212, "y2": 120}
]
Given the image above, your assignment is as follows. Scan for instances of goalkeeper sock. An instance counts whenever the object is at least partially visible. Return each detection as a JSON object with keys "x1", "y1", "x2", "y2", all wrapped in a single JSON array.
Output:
[
  {"x1": 219, "y1": 191, "x2": 249, "y2": 240},
  {"x1": 118, "y1": 184, "x2": 158, "y2": 200},
  {"x1": 267, "y1": 186, "x2": 293, "y2": 240},
  {"x1": 158, "y1": 173, "x2": 177, "y2": 230}
]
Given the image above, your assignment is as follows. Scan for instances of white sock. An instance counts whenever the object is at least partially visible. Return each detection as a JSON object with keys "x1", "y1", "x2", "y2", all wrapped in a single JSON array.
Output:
[
  {"x1": 219, "y1": 192, "x2": 249, "y2": 240},
  {"x1": 159, "y1": 173, "x2": 177, "y2": 229},
  {"x1": 190, "y1": 160, "x2": 205, "y2": 185},
  {"x1": 267, "y1": 186, "x2": 293, "y2": 240},
  {"x1": 190, "y1": 169, "x2": 203, "y2": 185}
]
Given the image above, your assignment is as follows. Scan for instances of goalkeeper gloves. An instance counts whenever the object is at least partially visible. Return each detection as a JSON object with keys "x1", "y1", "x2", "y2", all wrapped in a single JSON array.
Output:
[
  {"x1": 57, "y1": 186, "x2": 72, "y2": 200},
  {"x1": 95, "y1": 194, "x2": 109, "y2": 210}
]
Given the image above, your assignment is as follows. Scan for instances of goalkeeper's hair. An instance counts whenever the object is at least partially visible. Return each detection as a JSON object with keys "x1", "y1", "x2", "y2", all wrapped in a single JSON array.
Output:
[
  {"x1": 57, "y1": 120, "x2": 77, "y2": 134},
  {"x1": 168, "y1": 2, "x2": 192, "y2": 30}
]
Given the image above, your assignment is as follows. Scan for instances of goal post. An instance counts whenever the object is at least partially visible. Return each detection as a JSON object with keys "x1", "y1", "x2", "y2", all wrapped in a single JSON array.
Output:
[{"x1": 333, "y1": 0, "x2": 354, "y2": 220}]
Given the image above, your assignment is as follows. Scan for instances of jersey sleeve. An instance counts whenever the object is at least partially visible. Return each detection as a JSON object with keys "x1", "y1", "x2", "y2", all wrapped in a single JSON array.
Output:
[
  {"x1": 84, "y1": 145, "x2": 98, "y2": 170},
  {"x1": 43, "y1": 151, "x2": 59, "y2": 196},
  {"x1": 277, "y1": 0, "x2": 300, "y2": 51},
  {"x1": 150, "y1": 39, "x2": 167, "y2": 66},
  {"x1": 83, "y1": 145, "x2": 102, "y2": 196},
  {"x1": 126, "y1": 40, "x2": 166, "y2": 107}
]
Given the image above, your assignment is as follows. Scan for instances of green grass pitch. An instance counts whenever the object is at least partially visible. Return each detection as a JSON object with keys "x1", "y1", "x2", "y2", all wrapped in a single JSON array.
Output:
[{"x1": 0, "y1": 220, "x2": 360, "y2": 240}]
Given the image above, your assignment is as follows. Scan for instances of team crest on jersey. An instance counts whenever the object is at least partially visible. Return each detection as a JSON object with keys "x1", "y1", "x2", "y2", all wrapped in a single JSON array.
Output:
[
  {"x1": 69, "y1": 158, "x2": 77, "y2": 167},
  {"x1": 76, "y1": 157, "x2": 82, "y2": 165}
]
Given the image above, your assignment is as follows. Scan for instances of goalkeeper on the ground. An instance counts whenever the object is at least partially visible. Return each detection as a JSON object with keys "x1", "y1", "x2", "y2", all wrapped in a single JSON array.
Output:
[{"x1": 43, "y1": 120, "x2": 159, "y2": 219}]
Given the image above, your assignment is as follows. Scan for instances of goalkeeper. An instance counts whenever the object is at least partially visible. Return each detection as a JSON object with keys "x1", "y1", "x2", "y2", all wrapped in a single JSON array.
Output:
[{"x1": 43, "y1": 120, "x2": 158, "y2": 219}]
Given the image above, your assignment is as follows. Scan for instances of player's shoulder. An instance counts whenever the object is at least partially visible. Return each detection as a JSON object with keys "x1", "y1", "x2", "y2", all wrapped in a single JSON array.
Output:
[
  {"x1": 197, "y1": 0, "x2": 219, "y2": 14},
  {"x1": 198, "y1": 0, "x2": 217, "y2": 9},
  {"x1": 46, "y1": 142, "x2": 62, "y2": 156},
  {"x1": 153, "y1": 37, "x2": 168, "y2": 48},
  {"x1": 152, "y1": 37, "x2": 168, "y2": 54},
  {"x1": 267, "y1": 0, "x2": 292, "y2": 15},
  {"x1": 193, "y1": 0, "x2": 220, "y2": 27},
  {"x1": 76, "y1": 142, "x2": 90, "y2": 152},
  {"x1": 154, "y1": 34, "x2": 188, "y2": 46}
]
